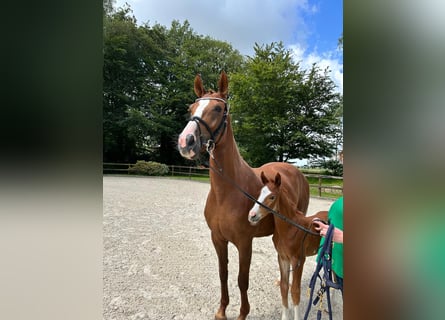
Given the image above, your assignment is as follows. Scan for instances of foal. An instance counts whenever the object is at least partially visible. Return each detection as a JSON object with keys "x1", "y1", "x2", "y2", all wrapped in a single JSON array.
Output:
[{"x1": 248, "y1": 171, "x2": 328, "y2": 320}]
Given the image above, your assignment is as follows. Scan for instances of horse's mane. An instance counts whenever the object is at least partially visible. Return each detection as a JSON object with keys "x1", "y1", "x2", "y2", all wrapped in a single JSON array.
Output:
[{"x1": 277, "y1": 182, "x2": 314, "y2": 230}]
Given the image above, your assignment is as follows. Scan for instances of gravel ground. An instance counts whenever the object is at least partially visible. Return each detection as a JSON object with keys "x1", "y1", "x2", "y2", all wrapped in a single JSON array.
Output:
[{"x1": 103, "y1": 176, "x2": 343, "y2": 320}]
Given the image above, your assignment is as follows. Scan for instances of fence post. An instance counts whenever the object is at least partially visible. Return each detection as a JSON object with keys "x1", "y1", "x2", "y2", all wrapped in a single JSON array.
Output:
[
  {"x1": 189, "y1": 166, "x2": 192, "y2": 180},
  {"x1": 318, "y1": 176, "x2": 322, "y2": 197}
]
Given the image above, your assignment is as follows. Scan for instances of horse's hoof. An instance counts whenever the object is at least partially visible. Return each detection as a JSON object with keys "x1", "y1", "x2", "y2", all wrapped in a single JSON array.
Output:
[
  {"x1": 214, "y1": 311, "x2": 227, "y2": 320},
  {"x1": 236, "y1": 315, "x2": 247, "y2": 320}
]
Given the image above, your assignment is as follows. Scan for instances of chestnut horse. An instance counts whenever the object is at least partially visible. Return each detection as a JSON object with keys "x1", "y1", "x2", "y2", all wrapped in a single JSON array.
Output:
[
  {"x1": 177, "y1": 72, "x2": 309, "y2": 320},
  {"x1": 248, "y1": 171, "x2": 328, "y2": 320}
]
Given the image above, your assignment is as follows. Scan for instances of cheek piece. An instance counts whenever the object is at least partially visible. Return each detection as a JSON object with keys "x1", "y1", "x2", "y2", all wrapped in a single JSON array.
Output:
[{"x1": 190, "y1": 98, "x2": 228, "y2": 150}]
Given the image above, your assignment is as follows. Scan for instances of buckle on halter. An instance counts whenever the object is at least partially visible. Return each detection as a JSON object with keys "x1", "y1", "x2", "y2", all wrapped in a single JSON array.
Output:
[
  {"x1": 314, "y1": 287, "x2": 324, "y2": 306},
  {"x1": 206, "y1": 140, "x2": 215, "y2": 158}
]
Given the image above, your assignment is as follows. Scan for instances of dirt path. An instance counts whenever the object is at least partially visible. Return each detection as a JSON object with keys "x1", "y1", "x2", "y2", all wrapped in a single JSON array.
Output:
[{"x1": 103, "y1": 176, "x2": 343, "y2": 320}]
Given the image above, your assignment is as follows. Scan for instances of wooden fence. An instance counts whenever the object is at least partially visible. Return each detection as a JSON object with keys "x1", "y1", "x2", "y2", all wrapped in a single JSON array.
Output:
[
  {"x1": 103, "y1": 163, "x2": 342, "y2": 197},
  {"x1": 103, "y1": 163, "x2": 209, "y2": 178},
  {"x1": 303, "y1": 173, "x2": 343, "y2": 197},
  {"x1": 103, "y1": 162, "x2": 135, "y2": 174}
]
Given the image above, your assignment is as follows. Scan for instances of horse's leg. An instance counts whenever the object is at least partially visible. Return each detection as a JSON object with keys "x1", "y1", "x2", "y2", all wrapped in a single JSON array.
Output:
[
  {"x1": 236, "y1": 240, "x2": 253, "y2": 320},
  {"x1": 278, "y1": 253, "x2": 290, "y2": 320},
  {"x1": 211, "y1": 233, "x2": 229, "y2": 320},
  {"x1": 290, "y1": 257, "x2": 306, "y2": 320}
]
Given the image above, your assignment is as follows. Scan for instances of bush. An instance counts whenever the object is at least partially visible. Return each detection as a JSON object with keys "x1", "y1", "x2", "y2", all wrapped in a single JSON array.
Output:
[
  {"x1": 322, "y1": 159, "x2": 343, "y2": 177},
  {"x1": 308, "y1": 159, "x2": 343, "y2": 176},
  {"x1": 129, "y1": 161, "x2": 170, "y2": 176}
]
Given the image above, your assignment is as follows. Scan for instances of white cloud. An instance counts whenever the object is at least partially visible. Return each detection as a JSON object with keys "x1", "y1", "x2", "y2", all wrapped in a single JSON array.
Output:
[
  {"x1": 116, "y1": 0, "x2": 311, "y2": 56},
  {"x1": 289, "y1": 44, "x2": 343, "y2": 94}
]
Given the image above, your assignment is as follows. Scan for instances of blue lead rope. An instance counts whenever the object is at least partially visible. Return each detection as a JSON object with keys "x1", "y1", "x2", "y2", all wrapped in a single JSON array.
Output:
[{"x1": 304, "y1": 223, "x2": 342, "y2": 320}]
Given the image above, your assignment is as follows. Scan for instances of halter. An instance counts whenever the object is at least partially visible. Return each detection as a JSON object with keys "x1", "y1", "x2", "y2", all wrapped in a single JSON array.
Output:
[{"x1": 191, "y1": 97, "x2": 228, "y2": 154}]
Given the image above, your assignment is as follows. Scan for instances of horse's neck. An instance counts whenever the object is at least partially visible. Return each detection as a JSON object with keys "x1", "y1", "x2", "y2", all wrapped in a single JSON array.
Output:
[
  {"x1": 275, "y1": 196, "x2": 308, "y2": 234},
  {"x1": 211, "y1": 137, "x2": 241, "y2": 173},
  {"x1": 209, "y1": 123, "x2": 256, "y2": 194}
]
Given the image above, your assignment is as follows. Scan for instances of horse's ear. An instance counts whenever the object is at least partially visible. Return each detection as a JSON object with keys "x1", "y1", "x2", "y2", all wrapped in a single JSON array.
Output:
[
  {"x1": 260, "y1": 171, "x2": 268, "y2": 185},
  {"x1": 218, "y1": 71, "x2": 228, "y2": 98},
  {"x1": 274, "y1": 172, "x2": 281, "y2": 187},
  {"x1": 194, "y1": 74, "x2": 206, "y2": 97}
]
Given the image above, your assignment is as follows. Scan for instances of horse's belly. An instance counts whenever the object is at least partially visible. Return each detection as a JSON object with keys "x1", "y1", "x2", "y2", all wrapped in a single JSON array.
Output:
[
  {"x1": 204, "y1": 212, "x2": 241, "y2": 241},
  {"x1": 204, "y1": 208, "x2": 272, "y2": 242}
]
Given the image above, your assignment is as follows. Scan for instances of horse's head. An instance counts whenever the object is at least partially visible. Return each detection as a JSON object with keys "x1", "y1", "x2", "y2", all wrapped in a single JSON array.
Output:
[
  {"x1": 178, "y1": 72, "x2": 229, "y2": 160},
  {"x1": 248, "y1": 171, "x2": 282, "y2": 225}
]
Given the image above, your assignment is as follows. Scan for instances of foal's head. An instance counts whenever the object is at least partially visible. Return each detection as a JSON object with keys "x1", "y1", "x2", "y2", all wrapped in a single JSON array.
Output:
[
  {"x1": 178, "y1": 72, "x2": 229, "y2": 160},
  {"x1": 248, "y1": 171, "x2": 282, "y2": 225}
]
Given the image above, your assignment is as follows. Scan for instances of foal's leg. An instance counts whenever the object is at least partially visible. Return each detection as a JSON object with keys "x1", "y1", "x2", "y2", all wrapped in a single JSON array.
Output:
[
  {"x1": 236, "y1": 240, "x2": 253, "y2": 320},
  {"x1": 278, "y1": 254, "x2": 291, "y2": 320},
  {"x1": 211, "y1": 234, "x2": 229, "y2": 320},
  {"x1": 290, "y1": 257, "x2": 306, "y2": 320}
]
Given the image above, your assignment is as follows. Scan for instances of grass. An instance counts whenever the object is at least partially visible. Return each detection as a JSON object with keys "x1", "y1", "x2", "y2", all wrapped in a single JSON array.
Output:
[
  {"x1": 168, "y1": 174, "x2": 210, "y2": 183},
  {"x1": 309, "y1": 187, "x2": 342, "y2": 199},
  {"x1": 305, "y1": 175, "x2": 343, "y2": 199}
]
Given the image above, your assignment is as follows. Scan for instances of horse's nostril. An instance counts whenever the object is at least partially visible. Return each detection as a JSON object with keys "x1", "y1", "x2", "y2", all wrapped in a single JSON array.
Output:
[
  {"x1": 186, "y1": 134, "x2": 195, "y2": 147},
  {"x1": 249, "y1": 211, "x2": 259, "y2": 222}
]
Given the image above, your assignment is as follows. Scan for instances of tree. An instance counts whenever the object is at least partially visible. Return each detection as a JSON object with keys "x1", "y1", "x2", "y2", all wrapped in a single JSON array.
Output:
[
  {"x1": 141, "y1": 20, "x2": 245, "y2": 165},
  {"x1": 103, "y1": 0, "x2": 115, "y2": 16},
  {"x1": 338, "y1": 33, "x2": 343, "y2": 50},
  {"x1": 230, "y1": 42, "x2": 342, "y2": 167},
  {"x1": 148, "y1": 20, "x2": 243, "y2": 164},
  {"x1": 103, "y1": 6, "x2": 165, "y2": 162}
]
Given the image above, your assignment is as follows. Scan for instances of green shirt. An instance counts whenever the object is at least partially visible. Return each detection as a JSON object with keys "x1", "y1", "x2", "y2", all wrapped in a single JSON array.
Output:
[{"x1": 318, "y1": 196, "x2": 343, "y2": 278}]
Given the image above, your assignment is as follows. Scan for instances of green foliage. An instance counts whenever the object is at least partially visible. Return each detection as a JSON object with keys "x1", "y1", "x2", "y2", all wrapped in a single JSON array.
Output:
[
  {"x1": 338, "y1": 34, "x2": 343, "y2": 50},
  {"x1": 312, "y1": 159, "x2": 343, "y2": 177},
  {"x1": 148, "y1": 20, "x2": 244, "y2": 164},
  {"x1": 103, "y1": 6, "x2": 166, "y2": 162},
  {"x1": 324, "y1": 160, "x2": 343, "y2": 177},
  {"x1": 103, "y1": 0, "x2": 115, "y2": 15},
  {"x1": 129, "y1": 161, "x2": 170, "y2": 176},
  {"x1": 230, "y1": 42, "x2": 343, "y2": 167}
]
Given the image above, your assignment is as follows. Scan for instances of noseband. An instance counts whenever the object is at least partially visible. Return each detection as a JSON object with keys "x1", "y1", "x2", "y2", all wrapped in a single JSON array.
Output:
[{"x1": 191, "y1": 97, "x2": 228, "y2": 152}]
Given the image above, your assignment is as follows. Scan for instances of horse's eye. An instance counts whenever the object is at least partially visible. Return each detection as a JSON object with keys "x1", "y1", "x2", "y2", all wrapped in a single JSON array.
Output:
[
  {"x1": 269, "y1": 195, "x2": 276, "y2": 201},
  {"x1": 214, "y1": 106, "x2": 222, "y2": 113}
]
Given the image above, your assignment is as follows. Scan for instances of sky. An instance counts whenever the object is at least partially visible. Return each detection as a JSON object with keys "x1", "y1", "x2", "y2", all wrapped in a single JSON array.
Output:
[{"x1": 114, "y1": 0, "x2": 343, "y2": 93}]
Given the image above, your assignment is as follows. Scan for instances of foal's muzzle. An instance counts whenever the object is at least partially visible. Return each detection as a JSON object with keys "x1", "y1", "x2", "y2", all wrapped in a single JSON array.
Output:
[{"x1": 248, "y1": 210, "x2": 262, "y2": 225}]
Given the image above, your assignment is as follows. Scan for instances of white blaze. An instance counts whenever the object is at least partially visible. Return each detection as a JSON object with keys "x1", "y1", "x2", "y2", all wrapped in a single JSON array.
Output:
[
  {"x1": 178, "y1": 99, "x2": 210, "y2": 149},
  {"x1": 193, "y1": 99, "x2": 210, "y2": 118},
  {"x1": 250, "y1": 186, "x2": 272, "y2": 214}
]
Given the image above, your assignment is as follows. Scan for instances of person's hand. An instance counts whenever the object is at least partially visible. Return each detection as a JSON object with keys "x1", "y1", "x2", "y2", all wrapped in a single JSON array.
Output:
[
  {"x1": 312, "y1": 219, "x2": 328, "y2": 237},
  {"x1": 312, "y1": 218, "x2": 344, "y2": 243}
]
